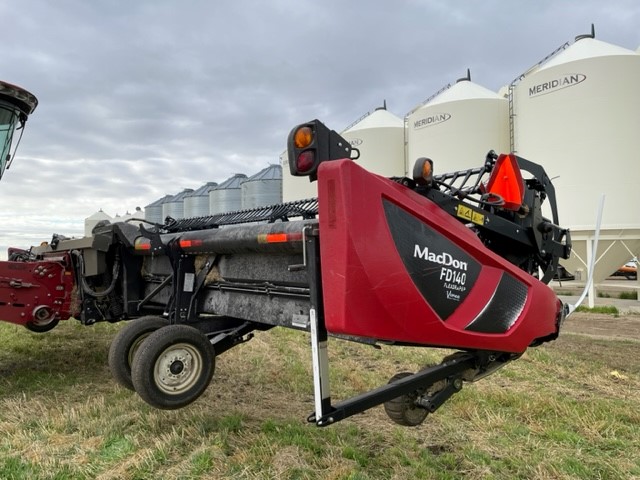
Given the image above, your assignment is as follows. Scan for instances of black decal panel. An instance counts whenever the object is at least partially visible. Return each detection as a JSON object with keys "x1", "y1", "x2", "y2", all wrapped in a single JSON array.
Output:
[
  {"x1": 383, "y1": 199, "x2": 481, "y2": 320},
  {"x1": 464, "y1": 273, "x2": 527, "y2": 333}
]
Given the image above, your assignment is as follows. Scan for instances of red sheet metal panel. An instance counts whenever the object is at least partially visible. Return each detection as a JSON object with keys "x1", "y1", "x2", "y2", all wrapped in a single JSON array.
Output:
[{"x1": 318, "y1": 159, "x2": 560, "y2": 353}]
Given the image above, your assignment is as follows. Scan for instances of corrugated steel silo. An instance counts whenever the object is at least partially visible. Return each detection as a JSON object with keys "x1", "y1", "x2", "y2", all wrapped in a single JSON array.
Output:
[
  {"x1": 513, "y1": 33, "x2": 640, "y2": 287},
  {"x1": 145, "y1": 195, "x2": 172, "y2": 224},
  {"x1": 163, "y1": 188, "x2": 194, "y2": 220},
  {"x1": 406, "y1": 71, "x2": 509, "y2": 176},
  {"x1": 209, "y1": 174, "x2": 247, "y2": 214},
  {"x1": 184, "y1": 182, "x2": 218, "y2": 218},
  {"x1": 241, "y1": 164, "x2": 282, "y2": 209}
]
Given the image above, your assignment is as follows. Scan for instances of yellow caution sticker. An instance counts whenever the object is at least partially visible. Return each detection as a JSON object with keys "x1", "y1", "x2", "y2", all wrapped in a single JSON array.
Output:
[{"x1": 456, "y1": 204, "x2": 484, "y2": 226}]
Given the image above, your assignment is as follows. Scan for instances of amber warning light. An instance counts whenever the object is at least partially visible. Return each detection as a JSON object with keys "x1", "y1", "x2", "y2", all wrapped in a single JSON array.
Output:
[{"x1": 287, "y1": 119, "x2": 359, "y2": 181}]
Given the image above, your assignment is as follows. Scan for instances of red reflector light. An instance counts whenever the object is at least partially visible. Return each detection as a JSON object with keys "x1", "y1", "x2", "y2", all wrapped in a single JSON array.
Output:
[
  {"x1": 135, "y1": 241, "x2": 151, "y2": 251},
  {"x1": 485, "y1": 154, "x2": 524, "y2": 211},
  {"x1": 296, "y1": 151, "x2": 315, "y2": 172},
  {"x1": 266, "y1": 233, "x2": 288, "y2": 243},
  {"x1": 179, "y1": 239, "x2": 204, "y2": 249},
  {"x1": 257, "y1": 232, "x2": 304, "y2": 244}
]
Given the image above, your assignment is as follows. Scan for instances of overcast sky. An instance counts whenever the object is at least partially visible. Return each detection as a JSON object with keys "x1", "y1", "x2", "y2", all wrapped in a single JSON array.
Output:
[{"x1": 0, "y1": 0, "x2": 638, "y2": 254}]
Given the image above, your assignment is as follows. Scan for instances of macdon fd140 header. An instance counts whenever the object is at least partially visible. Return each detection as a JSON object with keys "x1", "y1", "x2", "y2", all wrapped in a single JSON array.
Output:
[{"x1": 1, "y1": 119, "x2": 572, "y2": 427}]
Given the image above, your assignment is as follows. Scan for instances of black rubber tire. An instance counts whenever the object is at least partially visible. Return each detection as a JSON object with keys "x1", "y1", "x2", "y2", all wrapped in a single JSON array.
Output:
[
  {"x1": 383, "y1": 372, "x2": 429, "y2": 427},
  {"x1": 25, "y1": 318, "x2": 60, "y2": 333},
  {"x1": 131, "y1": 324, "x2": 215, "y2": 410},
  {"x1": 108, "y1": 316, "x2": 169, "y2": 391}
]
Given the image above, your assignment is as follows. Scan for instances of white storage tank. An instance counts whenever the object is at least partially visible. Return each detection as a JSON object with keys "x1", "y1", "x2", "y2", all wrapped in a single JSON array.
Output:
[
  {"x1": 281, "y1": 148, "x2": 317, "y2": 202},
  {"x1": 513, "y1": 32, "x2": 640, "y2": 287},
  {"x1": 406, "y1": 71, "x2": 509, "y2": 176},
  {"x1": 341, "y1": 105, "x2": 405, "y2": 178},
  {"x1": 184, "y1": 182, "x2": 218, "y2": 218},
  {"x1": 145, "y1": 195, "x2": 172, "y2": 224},
  {"x1": 163, "y1": 188, "x2": 194, "y2": 220},
  {"x1": 241, "y1": 164, "x2": 282, "y2": 209},
  {"x1": 119, "y1": 207, "x2": 144, "y2": 227},
  {"x1": 84, "y1": 209, "x2": 112, "y2": 236},
  {"x1": 209, "y1": 174, "x2": 247, "y2": 214}
]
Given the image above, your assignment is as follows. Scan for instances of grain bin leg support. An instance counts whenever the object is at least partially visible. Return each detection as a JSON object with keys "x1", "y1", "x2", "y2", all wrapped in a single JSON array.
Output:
[{"x1": 305, "y1": 227, "x2": 333, "y2": 425}]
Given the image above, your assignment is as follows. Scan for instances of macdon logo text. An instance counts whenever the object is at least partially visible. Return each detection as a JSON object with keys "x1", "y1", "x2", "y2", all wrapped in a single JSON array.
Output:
[{"x1": 413, "y1": 245, "x2": 468, "y2": 270}]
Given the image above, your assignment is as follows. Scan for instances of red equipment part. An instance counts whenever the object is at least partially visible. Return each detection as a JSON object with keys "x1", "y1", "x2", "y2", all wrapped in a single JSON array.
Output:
[
  {"x1": 484, "y1": 153, "x2": 525, "y2": 211},
  {"x1": 318, "y1": 159, "x2": 561, "y2": 353},
  {"x1": 0, "y1": 252, "x2": 77, "y2": 331}
]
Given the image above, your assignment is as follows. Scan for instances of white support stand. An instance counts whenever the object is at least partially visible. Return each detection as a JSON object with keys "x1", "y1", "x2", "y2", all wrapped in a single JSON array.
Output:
[
  {"x1": 586, "y1": 235, "x2": 596, "y2": 308},
  {"x1": 309, "y1": 307, "x2": 331, "y2": 422}
]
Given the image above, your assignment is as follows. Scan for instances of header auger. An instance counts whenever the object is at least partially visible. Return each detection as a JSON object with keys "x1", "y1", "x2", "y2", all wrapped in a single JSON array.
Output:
[{"x1": 2, "y1": 119, "x2": 572, "y2": 427}]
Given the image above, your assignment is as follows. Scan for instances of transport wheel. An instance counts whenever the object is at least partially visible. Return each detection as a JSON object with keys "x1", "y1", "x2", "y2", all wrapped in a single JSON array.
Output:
[
  {"x1": 131, "y1": 324, "x2": 215, "y2": 410},
  {"x1": 25, "y1": 318, "x2": 59, "y2": 333},
  {"x1": 383, "y1": 372, "x2": 429, "y2": 427},
  {"x1": 25, "y1": 305, "x2": 60, "y2": 333},
  {"x1": 108, "y1": 316, "x2": 169, "y2": 391}
]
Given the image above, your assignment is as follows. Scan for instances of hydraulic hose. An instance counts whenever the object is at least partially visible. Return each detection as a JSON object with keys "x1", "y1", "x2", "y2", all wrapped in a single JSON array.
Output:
[{"x1": 73, "y1": 250, "x2": 121, "y2": 298}]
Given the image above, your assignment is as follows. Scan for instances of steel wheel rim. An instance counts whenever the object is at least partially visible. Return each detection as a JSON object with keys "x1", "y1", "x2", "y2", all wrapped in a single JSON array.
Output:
[
  {"x1": 404, "y1": 399, "x2": 428, "y2": 425},
  {"x1": 153, "y1": 343, "x2": 203, "y2": 395}
]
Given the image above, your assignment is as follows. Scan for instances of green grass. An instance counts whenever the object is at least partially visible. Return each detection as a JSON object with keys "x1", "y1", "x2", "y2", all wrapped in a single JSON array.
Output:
[
  {"x1": 575, "y1": 305, "x2": 619, "y2": 315},
  {"x1": 598, "y1": 291, "x2": 638, "y2": 300},
  {"x1": 618, "y1": 291, "x2": 638, "y2": 300},
  {"x1": 0, "y1": 318, "x2": 639, "y2": 479}
]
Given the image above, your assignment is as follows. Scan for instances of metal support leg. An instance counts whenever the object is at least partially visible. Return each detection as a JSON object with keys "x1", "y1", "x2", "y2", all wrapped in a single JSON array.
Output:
[
  {"x1": 310, "y1": 306, "x2": 332, "y2": 423},
  {"x1": 305, "y1": 226, "x2": 333, "y2": 424}
]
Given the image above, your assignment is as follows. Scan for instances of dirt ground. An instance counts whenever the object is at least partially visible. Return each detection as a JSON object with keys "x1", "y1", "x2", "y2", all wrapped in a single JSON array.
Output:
[{"x1": 562, "y1": 311, "x2": 640, "y2": 341}]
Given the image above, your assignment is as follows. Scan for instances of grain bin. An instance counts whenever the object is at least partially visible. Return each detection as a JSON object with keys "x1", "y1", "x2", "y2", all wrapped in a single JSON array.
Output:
[
  {"x1": 209, "y1": 174, "x2": 247, "y2": 215},
  {"x1": 512, "y1": 31, "x2": 640, "y2": 289},
  {"x1": 162, "y1": 189, "x2": 194, "y2": 220},
  {"x1": 145, "y1": 195, "x2": 172, "y2": 224},
  {"x1": 341, "y1": 105, "x2": 405, "y2": 178},
  {"x1": 184, "y1": 182, "x2": 218, "y2": 218},
  {"x1": 241, "y1": 164, "x2": 282, "y2": 209},
  {"x1": 84, "y1": 209, "x2": 112, "y2": 236},
  {"x1": 119, "y1": 207, "x2": 144, "y2": 227},
  {"x1": 406, "y1": 71, "x2": 509, "y2": 176},
  {"x1": 281, "y1": 148, "x2": 317, "y2": 202}
]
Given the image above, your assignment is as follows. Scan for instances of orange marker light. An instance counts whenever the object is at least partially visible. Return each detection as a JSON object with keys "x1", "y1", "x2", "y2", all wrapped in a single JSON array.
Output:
[
  {"x1": 294, "y1": 126, "x2": 313, "y2": 149},
  {"x1": 422, "y1": 159, "x2": 432, "y2": 179},
  {"x1": 412, "y1": 157, "x2": 433, "y2": 186}
]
